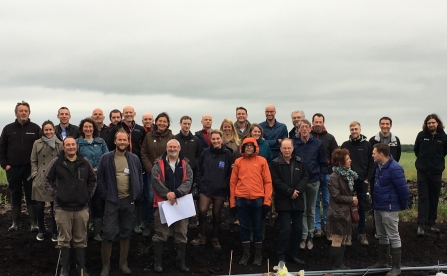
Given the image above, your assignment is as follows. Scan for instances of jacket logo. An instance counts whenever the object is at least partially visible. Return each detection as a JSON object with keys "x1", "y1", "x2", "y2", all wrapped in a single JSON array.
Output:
[
  {"x1": 219, "y1": 161, "x2": 225, "y2": 169},
  {"x1": 295, "y1": 168, "x2": 300, "y2": 171},
  {"x1": 26, "y1": 132, "x2": 36, "y2": 135}
]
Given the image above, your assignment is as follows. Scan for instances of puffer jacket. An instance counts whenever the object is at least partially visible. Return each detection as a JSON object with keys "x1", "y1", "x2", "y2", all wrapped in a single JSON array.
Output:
[
  {"x1": 373, "y1": 156, "x2": 409, "y2": 211},
  {"x1": 196, "y1": 145, "x2": 234, "y2": 198},
  {"x1": 414, "y1": 129, "x2": 447, "y2": 174},
  {"x1": 327, "y1": 172, "x2": 354, "y2": 236},
  {"x1": 141, "y1": 129, "x2": 174, "y2": 173},
  {"x1": 270, "y1": 154, "x2": 308, "y2": 211},
  {"x1": 229, "y1": 137, "x2": 273, "y2": 208},
  {"x1": 76, "y1": 137, "x2": 109, "y2": 169}
]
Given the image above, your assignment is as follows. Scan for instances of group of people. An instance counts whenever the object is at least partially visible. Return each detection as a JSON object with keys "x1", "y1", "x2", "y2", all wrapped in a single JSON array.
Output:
[{"x1": 1, "y1": 101, "x2": 446, "y2": 276}]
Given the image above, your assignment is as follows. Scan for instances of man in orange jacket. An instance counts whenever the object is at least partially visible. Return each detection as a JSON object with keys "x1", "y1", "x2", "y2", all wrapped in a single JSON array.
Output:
[{"x1": 230, "y1": 137, "x2": 273, "y2": 267}]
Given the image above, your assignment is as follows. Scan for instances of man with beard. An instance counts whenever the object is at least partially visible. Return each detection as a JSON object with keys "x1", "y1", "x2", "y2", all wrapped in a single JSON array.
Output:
[
  {"x1": 0, "y1": 101, "x2": 40, "y2": 232},
  {"x1": 289, "y1": 110, "x2": 305, "y2": 138},
  {"x1": 109, "y1": 109, "x2": 122, "y2": 128},
  {"x1": 310, "y1": 113, "x2": 338, "y2": 239},
  {"x1": 341, "y1": 121, "x2": 374, "y2": 246},
  {"x1": 97, "y1": 129, "x2": 143, "y2": 276},
  {"x1": 151, "y1": 139, "x2": 193, "y2": 273},
  {"x1": 414, "y1": 114, "x2": 447, "y2": 236},
  {"x1": 55, "y1": 107, "x2": 79, "y2": 141},
  {"x1": 259, "y1": 104, "x2": 288, "y2": 159},
  {"x1": 92, "y1": 108, "x2": 114, "y2": 151},
  {"x1": 234, "y1": 107, "x2": 252, "y2": 140}
]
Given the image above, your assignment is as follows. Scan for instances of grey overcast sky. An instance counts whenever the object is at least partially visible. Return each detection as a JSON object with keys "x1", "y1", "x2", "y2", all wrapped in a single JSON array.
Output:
[{"x1": 1, "y1": 1, "x2": 446, "y2": 144}]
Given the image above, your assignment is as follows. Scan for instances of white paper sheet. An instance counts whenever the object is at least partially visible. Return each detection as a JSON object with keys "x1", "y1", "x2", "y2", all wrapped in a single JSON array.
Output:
[{"x1": 160, "y1": 194, "x2": 196, "y2": 226}]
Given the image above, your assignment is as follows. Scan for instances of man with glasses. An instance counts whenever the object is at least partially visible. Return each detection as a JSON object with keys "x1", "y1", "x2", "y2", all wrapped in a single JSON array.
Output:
[{"x1": 259, "y1": 104, "x2": 288, "y2": 159}]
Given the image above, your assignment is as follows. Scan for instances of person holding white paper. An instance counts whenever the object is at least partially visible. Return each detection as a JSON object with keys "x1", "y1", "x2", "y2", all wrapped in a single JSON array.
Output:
[{"x1": 151, "y1": 139, "x2": 193, "y2": 273}]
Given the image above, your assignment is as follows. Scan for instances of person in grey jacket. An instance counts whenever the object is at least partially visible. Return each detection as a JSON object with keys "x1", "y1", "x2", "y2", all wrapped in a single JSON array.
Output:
[{"x1": 96, "y1": 129, "x2": 143, "y2": 276}]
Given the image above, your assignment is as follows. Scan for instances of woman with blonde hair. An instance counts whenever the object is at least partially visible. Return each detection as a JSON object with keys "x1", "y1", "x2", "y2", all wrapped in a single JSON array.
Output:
[{"x1": 220, "y1": 118, "x2": 240, "y2": 161}]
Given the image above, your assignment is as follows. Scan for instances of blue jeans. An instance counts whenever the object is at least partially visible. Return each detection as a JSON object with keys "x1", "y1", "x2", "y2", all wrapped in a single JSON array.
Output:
[
  {"x1": 143, "y1": 172, "x2": 154, "y2": 222},
  {"x1": 315, "y1": 174, "x2": 330, "y2": 231},
  {"x1": 236, "y1": 197, "x2": 263, "y2": 243}
]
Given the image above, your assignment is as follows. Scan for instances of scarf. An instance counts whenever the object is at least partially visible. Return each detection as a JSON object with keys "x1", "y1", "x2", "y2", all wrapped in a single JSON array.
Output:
[
  {"x1": 332, "y1": 166, "x2": 358, "y2": 191},
  {"x1": 41, "y1": 135, "x2": 57, "y2": 149}
]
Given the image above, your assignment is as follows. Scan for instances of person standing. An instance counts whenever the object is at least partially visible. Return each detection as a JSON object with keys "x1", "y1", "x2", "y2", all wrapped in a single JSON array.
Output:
[
  {"x1": 341, "y1": 121, "x2": 374, "y2": 246},
  {"x1": 92, "y1": 108, "x2": 114, "y2": 151},
  {"x1": 414, "y1": 114, "x2": 447, "y2": 235},
  {"x1": 30, "y1": 120, "x2": 62, "y2": 242},
  {"x1": 370, "y1": 143, "x2": 409, "y2": 276},
  {"x1": 151, "y1": 139, "x2": 193, "y2": 273},
  {"x1": 248, "y1": 124, "x2": 273, "y2": 163},
  {"x1": 55, "y1": 107, "x2": 79, "y2": 141},
  {"x1": 96, "y1": 130, "x2": 143, "y2": 276},
  {"x1": 259, "y1": 104, "x2": 288, "y2": 159},
  {"x1": 234, "y1": 107, "x2": 251, "y2": 140},
  {"x1": 289, "y1": 110, "x2": 305, "y2": 138},
  {"x1": 191, "y1": 130, "x2": 233, "y2": 250},
  {"x1": 270, "y1": 138, "x2": 307, "y2": 265},
  {"x1": 369, "y1": 117, "x2": 401, "y2": 162},
  {"x1": 0, "y1": 101, "x2": 41, "y2": 232},
  {"x1": 229, "y1": 137, "x2": 273, "y2": 266},
  {"x1": 195, "y1": 114, "x2": 213, "y2": 150},
  {"x1": 45, "y1": 137, "x2": 96, "y2": 276},
  {"x1": 292, "y1": 119, "x2": 328, "y2": 250},
  {"x1": 77, "y1": 118, "x2": 109, "y2": 242},
  {"x1": 311, "y1": 113, "x2": 338, "y2": 239}
]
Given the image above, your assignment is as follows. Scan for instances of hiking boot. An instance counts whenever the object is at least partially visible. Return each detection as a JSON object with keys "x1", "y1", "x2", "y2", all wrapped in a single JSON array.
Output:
[
  {"x1": 417, "y1": 226, "x2": 425, "y2": 236},
  {"x1": 358, "y1": 234, "x2": 369, "y2": 246},
  {"x1": 36, "y1": 232, "x2": 45, "y2": 241},
  {"x1": 253, "y1": 242, "x2": 262, "y2": 266},
  {"x1": 429, "y1": 226, "x2": 440, "y2": 233},
  {"x1": 314, "y1": 229, "x2": 323, "y2": 238},
  {"x1": 299, "y1": 239, "x2": 306, "y2": 249},
  {"x1": 211, "y1": 238, "x2": 221, "y2": 250},
  {"x1": 239, "y1": 242, "x2": 250, "y2": 265},
  {"x1": 306, "y1": 236, "x2": 313, "y2": 250},
  {"x1": 51, "y1": 233, "x2": 58, "y2": 242},
  {"x1": 190, "y1": 234, "x2": 206, "y2": 246},
  {"x1": 344, "y1": 235, "x2": 352, "y2": 246}
]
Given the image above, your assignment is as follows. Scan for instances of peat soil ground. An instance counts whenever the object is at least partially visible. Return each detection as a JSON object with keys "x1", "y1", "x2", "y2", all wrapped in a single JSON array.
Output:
[{"x1": 0, "y1": 185, "x2": 446, "y2": 276}]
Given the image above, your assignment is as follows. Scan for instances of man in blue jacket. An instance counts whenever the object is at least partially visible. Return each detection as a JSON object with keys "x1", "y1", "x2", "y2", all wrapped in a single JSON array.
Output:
[
  {"x1": 259, "y1": 104, "x2": 288, "y2": 159},
  {"x1": 97, "y1": 129, "x2": 143, "y2": 276},
  {"x1": 292, "y1": 119, "x2": 327, "y2": 251},
  {"x1": 370, "y1": 143, "x2": 409, "y2": 276}
]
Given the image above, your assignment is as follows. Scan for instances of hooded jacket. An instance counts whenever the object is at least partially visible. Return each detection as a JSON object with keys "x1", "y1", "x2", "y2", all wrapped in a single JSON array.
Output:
[
  {"x1": 341, "y1": 134, "x2": 374, "y2": 182},
  {"x1": 141, "y1": 129, "x2": 174, "y2": 173},
  {"x1": 292, "y1": 133, "x2": 328, "y2": 183},
  {"x1": 270, "y1": 154, "x2": 308, "y2": 211},
  {"x1": 414, "y1": 129, "x2": 447, "y2": 174},
  {"x1": 196, "y1": 145, "x2": 234, "y2": 198},
  {"x1": 310, "y1": 128, "x2": 339, "y2": 170},
  {"x1": 229, "y1": 137, "x2": 273, "y2": 208},
  {"x1": 174, "y1": 131, "x2": 201, "y2": 170},
  {"x1": 369, "y1": 132, "x2": 401, "y2": 162},
  {"x1": 373, "y1": 156, "x2": 409, "y2": 211}
]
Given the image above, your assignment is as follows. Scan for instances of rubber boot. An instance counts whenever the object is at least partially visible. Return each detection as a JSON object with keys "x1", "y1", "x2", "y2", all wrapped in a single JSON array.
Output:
[
  {"x1": 27, "y1": 204, "x2": 38, "y2": 232},
  {"x1": 153, "y1": 242, "x2": 164, "y2": 273},
  {"x1": 8, "y1": 205, "x2": 20, "y2": 231},
  {"x1": 134, "y1": 207, "x2": 142, "y2": 234},
  {"x1": 100, "y1": 241, "x2": 113, "y2": 276},
  {"x1": 93, "y1": 217, "x2": 103, "y2": 241},
  {"x1": 74, "y1": 248, "x2": 90, "y2": 276},
  {"x1": 59, "y1": 248, "x2": 71, "y2": 276},
  {"x1": 330, "y1": 246, "x2": 349, "y2": 270},
  {"x1": 386, "y1": 247, "x2": 401, "y2": 276},
  {"x1": 119, "y1": 239, "x2": 132, "y2": 274},
  {"x1": 239, "y1": 242, "x2": 251, "y2": 265},
  {"x1": 253, "y1": 242, "x2": 262, "y2": 266},
  {"x1": 176, "y1": 243, "x2": 190, "y2": 273},
  {"x1": 370, "y1": 243, "x2": 390, "y2": 268}
]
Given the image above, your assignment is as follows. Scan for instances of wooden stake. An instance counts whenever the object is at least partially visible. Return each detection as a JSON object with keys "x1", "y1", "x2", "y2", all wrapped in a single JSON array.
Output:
[{"x1": 229, "y1": 250, "x2": 233, "y2": 275}]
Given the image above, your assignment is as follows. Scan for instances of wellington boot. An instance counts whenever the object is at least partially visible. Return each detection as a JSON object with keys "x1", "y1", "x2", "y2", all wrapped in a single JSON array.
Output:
[
  {"x1": 133, "y1": 207, "x2": 142, "y2": 234},
  {"x1": 239, "y1": 242, "x2": 251, "y2": 265},
  {"x1": 253, "y1": 242, "x2": 262, "y2": 266},
  {"x1": 330, "y1": 246, "x2": 349, "y2": 270},
  {"x1": 386, "y1": 247, "x2": 401, "y2": 276},
  {"x1": 370, "y1": 244, "x2": 390, "y2": 268},
  {"x1": 153, "y1": 242, "x2": 164, "y2": 273},
  {"x1": 27, "y1": 204, "x2": 39, "y2": 232},
  {"x1": 119, "y1": 239, "x2": 131, "y2": 274},
  {"x1": 93, "y1": 217, "x2": 103, "y2": 241},
  {"x1": 8, "y1": 205, "x2": 20, "y2": 231},
  {"x1": 59, "y1": 248, "x2": 71, "y2": 276},
  {"x1": 101, "y1": 241, "x2": 113, "y2": 276},
  {"x1": 176, "y1": 243, "x2": 190, "y2": 273},
  {"x1": 74, "y1": 248, "x2": 89, "y2": 276}
]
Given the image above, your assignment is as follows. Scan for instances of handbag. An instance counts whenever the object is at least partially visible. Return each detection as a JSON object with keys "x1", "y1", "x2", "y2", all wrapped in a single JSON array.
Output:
[{"x1": 350, "y1": 205, "x2": 359, "y2": 223}]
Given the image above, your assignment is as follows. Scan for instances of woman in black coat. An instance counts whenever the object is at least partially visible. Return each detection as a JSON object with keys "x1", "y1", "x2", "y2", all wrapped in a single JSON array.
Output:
[
  {"x1": 270, "y1": 138, "x2": 308, "y2": 265},
  {"x1": 190, "y1": 130, "x2": 233, "y2": 250}
]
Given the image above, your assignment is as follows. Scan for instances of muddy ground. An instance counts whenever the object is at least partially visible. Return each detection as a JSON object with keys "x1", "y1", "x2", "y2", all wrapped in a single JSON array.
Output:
[{"x1": 0, "y1": 183, "x2": 446, "y2": 276}]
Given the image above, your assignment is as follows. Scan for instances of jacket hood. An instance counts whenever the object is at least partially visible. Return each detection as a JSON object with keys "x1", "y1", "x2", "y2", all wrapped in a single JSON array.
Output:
[{"x1": 240, "y1": 137, "x2": 259, "y2": 156}]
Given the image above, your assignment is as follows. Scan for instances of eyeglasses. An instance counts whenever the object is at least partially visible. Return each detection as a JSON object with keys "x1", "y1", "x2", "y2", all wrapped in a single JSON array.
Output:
[{"x1": 245, "y1": 144, "x2": 255, "y2": 148}]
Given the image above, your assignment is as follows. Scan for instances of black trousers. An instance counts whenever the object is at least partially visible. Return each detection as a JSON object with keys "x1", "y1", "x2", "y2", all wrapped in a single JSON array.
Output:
[
  {"x1": 354, "y1": 180, "x2": 368, "y2": 234},
  {"x1": 417, "y1": 171, "x2": 442, "y2": 226},
  {"x1": 277, "y1": 210, "x2": 304, "y2": 258},
  {"x1": 6, "y1": 165, "x2": 34, "y2": 207},
  {"x1": 102, "y1": 197, "x2": 135, "y2": 241}
]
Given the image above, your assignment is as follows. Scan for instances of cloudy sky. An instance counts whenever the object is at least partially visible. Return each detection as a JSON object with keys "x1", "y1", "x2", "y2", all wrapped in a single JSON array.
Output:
[{"x1": 1, "y1": 1, "x2": 446, "y2": 144}]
